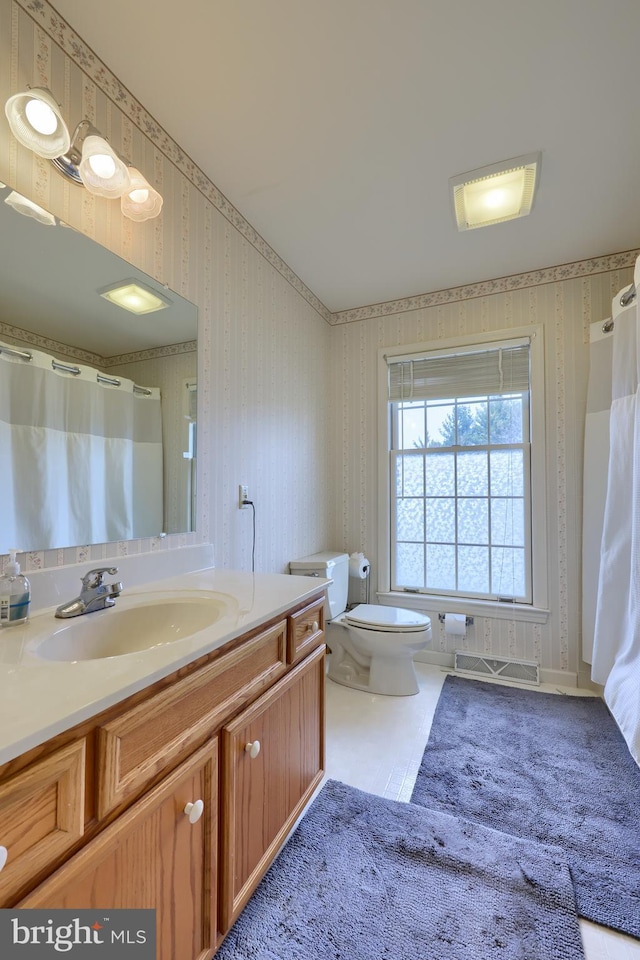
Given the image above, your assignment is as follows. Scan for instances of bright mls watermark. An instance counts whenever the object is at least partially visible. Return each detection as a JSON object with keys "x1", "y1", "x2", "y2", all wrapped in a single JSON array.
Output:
[{"x1": 0, "y1": 910, "x2": 156, "y2": 957}]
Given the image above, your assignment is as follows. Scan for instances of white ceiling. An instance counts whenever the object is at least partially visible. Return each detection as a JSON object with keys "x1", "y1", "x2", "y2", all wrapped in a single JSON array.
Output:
[{"x1": 49, "y1": 0, "x2": 640, "y2": 314}]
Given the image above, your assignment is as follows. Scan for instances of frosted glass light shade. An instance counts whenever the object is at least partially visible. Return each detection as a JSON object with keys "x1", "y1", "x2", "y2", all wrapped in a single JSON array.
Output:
[
  {"x1": 4, "y1": 88, "x2": 70, "y2": 159},
  {"x1": 450, "y1": 153, "x2": 541, "y2": 231},
  {"x1": 121, "y1": 167, "x2": 163, "y2": 221},
  {"x1": 4, "y1": 190, "x2": 56, "y2": 226},
  {"x1": 78, "y1": 135, "x2": 130, "y2": 198}
]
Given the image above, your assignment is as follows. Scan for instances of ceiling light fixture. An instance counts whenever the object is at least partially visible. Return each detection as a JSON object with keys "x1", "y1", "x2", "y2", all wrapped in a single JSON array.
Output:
[
  {"x1": 98, "y1": 279, "x2": 172, "y2": 315},
  {"x1": 4, "y1": 87, "x2": 162, "y2": 221},
  {"x1": 450, "y1": 152, "x2": 541, "y2": 231}
]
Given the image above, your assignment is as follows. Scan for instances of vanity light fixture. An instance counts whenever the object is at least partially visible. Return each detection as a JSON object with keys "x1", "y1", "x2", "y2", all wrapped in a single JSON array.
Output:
[
  {"x1": 121, "y1": 167, "x2": 163, "y2": 222},
  {"x1": 4, "y1": 87, "x2": 70, "y2": 159},
  {"x1": 98, "y1": 279, "x2": 172, "y2": 315},
  {"x1": 450, "y1": 152, "x2": 541, "y2": 231},
  {"x1": 4, "y1": 87, "x2": 163, "y2": 220}
]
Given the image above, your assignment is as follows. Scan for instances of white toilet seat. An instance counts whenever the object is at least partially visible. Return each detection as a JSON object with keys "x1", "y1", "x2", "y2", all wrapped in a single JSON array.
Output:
[{"x1": 344, "y1": 603, "x2": 430, "y2": 634}]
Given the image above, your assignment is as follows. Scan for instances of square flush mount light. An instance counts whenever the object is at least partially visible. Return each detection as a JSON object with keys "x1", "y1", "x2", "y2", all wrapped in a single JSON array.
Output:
[
  {"x1": 99, "y1": 279, "x2": 172, "y2": 315},
  {"x1": 450, "y1": 152, "x2": 541, "y2": 231}
]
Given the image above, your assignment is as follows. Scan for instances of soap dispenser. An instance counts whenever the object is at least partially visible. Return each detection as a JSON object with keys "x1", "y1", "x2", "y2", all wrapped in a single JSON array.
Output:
[{"x1": 0, "y1": 549, "x2": 31, "y2": 627}]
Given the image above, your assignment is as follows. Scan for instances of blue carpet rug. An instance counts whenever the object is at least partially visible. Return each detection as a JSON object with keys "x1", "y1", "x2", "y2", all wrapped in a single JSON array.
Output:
[
  {"x1": 411, "y1": 675, "x2": 640, "y2": 939},
  {"x1": 217, "y1": 779, "x2": 583, "y2": 960}
]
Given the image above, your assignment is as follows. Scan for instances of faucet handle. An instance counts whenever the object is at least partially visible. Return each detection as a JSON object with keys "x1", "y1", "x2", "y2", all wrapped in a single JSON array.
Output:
[{"x1": 82, "y1": 566, "x2": 119, "y2": 589}]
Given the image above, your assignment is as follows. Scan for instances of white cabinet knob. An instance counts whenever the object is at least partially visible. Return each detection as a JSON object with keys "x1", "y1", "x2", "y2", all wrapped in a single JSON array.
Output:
[
  {"x1": 245, "y1": 740, "x2": 261, "y2": 759},
  {"x1": 312, "y1": 621, "x2": 319, "y2": 632},
  {"x1": 184, "y1": 800, "x2": 204, "y2": 824},
  {"x1": 0, "y1": 846, "x2": 7, "y2": 873}
]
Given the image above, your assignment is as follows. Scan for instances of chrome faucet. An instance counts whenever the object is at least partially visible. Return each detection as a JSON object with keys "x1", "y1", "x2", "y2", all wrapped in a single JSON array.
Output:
[{"x1": 55, "y1": 567, "x2": 123, "y2": 619}]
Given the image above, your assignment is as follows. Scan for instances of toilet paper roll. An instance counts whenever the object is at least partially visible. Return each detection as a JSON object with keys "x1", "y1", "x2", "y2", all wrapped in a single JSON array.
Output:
[
  {"x1": 444, "y1": 613, "x2": 467, "y2": 637},
  {"x1": 349, "y1": 553, "x2": 370, "y2": 580}
]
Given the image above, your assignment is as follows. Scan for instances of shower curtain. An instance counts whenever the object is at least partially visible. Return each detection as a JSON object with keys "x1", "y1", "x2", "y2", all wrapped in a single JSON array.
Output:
[
  {"x1": 582, "y1": 323, "x2": 613, "y2": 664},
  {"x1": 0, "y1": 341, "x2": 163, "y2": 549},
  {"x1": 592, "y1": 261, "x2": 640, "y2": 765}
]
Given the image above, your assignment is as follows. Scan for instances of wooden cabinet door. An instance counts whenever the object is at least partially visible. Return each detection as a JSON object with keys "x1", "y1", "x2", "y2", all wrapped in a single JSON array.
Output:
[
  {"x1": 19, "y1": 740, "x2": 218, "y2": 960},
  {"x1": 220, "y1": 644, "x2": 325, "y2": 932}
]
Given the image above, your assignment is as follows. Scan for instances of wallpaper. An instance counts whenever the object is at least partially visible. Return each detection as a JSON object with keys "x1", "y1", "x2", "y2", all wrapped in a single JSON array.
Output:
[
  {"x1": 329, "y1": 267, "x2": 636, "y2": 683},
  {"x1": 0, "y1": 0, "x2": 332, "y2": 577},
  {"x1": 1, "y1": 0, "x2": 637, "y2": 682}
]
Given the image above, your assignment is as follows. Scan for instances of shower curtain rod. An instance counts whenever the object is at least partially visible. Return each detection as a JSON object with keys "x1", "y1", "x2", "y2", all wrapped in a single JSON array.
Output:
[
  {"x1": 0, "y1": 343, "x2": 153, "y2": 396},
  {"x1": 601, "y1": 283, "x2": 637, "y2": 332},
  {"x1": 620, "y1": 283, "x2": 636, "y2": 307}
]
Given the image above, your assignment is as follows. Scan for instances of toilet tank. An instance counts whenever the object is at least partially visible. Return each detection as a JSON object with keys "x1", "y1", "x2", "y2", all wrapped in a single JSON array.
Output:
[{"x1": 289, "y1": 551, "x2": 349, "y2": 620}]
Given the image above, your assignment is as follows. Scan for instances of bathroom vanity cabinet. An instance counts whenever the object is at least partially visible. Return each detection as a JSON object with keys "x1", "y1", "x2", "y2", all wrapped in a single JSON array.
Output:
[{"x1": 0, "y1": 591, "x2": 326, "y2": 960}]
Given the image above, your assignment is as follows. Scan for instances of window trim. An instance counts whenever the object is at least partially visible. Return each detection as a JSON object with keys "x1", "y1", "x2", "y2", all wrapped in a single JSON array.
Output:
[{"x1": 377, "y1": 325, "x2": 548, "y2": 613}]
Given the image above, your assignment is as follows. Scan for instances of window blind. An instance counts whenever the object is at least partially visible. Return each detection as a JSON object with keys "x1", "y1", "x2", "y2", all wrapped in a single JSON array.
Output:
[{"x1": 387, "y1": 340, "x2": 530, "y2": 402}]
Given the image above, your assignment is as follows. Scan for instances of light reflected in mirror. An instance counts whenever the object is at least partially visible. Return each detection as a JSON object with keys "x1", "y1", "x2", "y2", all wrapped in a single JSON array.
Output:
[{"x1": 0, "y1": 184, "x2": 198, "y2": 555}]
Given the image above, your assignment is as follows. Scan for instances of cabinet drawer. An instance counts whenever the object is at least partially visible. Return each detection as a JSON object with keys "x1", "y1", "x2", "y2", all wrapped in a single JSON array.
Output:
[
  {"x1": 287, "y1": 597, "x2": 325, "y2": 664},
  {"x1": 0, "y1": 740, "x2": 85, "y2": 905},
  {"x1": 97, "y1": 620, "x2": 287, "y2": 818}
]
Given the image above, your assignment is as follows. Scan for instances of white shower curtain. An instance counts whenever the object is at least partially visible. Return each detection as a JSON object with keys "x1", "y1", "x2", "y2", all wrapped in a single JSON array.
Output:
[
  {"x1": 592, "y1": 261, "x2": 640, "y2": 765},
  {"x1": 582, "y1": 322, "x2": 613, "y2": 664},
  {"x1": 0, "y1": 342, "x2": 163, "y2": 549}
]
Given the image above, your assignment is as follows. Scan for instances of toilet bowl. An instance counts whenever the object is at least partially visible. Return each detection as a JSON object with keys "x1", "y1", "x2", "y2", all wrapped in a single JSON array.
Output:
[
  {"x1": 328, "y1": 603, "x2": 431, "y2": 696},
  {"x1": 288, "y1": 551, "x2": 431, "y2": 696}
]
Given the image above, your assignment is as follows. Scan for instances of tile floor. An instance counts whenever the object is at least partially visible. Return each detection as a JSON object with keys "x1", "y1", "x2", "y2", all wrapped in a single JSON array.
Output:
[{"x1": 323, "y1": 661, "x2": 640, "y2": 960}]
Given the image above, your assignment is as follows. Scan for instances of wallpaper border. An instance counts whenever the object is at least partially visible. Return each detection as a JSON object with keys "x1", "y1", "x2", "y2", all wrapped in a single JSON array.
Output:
[
  {"x1": 17, "y1": 2, "x2": 639, "y2": 335},
  {"x1": 331, "y1": 248, "x2": 640, "y2": 324}
]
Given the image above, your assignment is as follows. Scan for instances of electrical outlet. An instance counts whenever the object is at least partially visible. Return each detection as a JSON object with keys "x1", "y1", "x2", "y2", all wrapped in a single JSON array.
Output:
[{"x1": 239, "y1": 484, "x2": 249, "y2": 509}]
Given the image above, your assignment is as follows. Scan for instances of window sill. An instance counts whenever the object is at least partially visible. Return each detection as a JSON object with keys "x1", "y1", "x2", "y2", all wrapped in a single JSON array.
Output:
[{"x1": 377, "y1": 592, "x2": 549, "y2": 624}]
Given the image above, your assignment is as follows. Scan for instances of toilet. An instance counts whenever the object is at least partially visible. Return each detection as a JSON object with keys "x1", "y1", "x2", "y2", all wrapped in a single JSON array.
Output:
[{"x1": 289, "y1": 551, "x2": 431, "y2": 696}]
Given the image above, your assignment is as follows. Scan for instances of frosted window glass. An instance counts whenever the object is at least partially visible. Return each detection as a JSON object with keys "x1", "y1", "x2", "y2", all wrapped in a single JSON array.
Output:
[
  {"x1": 395, "y1": 454, "x2": 424, "y2": 497},
  {"x1": 425, "y1": 453, "x2": 455, "y2": 495},
  {"x1": 426, "y1": 543, "x2": 456, "y2": 590},
  {"x1": 491, "y1": 547, "x2": 526, "y2": 597},
  {"x1": 458, "y1": 498, "x2": 489, "y2": 544},
  {"x1": 425, "y1": 497, "x2": 455, "y2": 543},
  {"x1": 457, "y1": 452, "x2": 488, "y2": 496},
  {"x1": 491, "y1": 498, "x2": 525, "y2": 546},
  {"x1": 458, "y1": 545, "x2": 489, "y2": 593},
  {"x1": 490, "y1": 450, "x2": 524, "y2": 496},
  {"x1": 396, "y1": 498, "x2": 424, "y2": 541},
  {"x1": 395, "y1": 542, "x2": 425, "y2": 588}
]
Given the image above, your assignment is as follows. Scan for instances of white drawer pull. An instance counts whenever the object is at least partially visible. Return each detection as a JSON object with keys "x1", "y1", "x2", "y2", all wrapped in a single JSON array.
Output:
[
  {"x1": 245, "y1": 740, "x2": 261, "y2": 759},
  {"x1": 184, "y1": 800, "x2": 204, "y2": 824},
  {"x1": 312, "y1": 620, "x2": 319, "y2": 632},
  {"x1": 0, "y1": 846, "x2": 7, "y2": 873}
]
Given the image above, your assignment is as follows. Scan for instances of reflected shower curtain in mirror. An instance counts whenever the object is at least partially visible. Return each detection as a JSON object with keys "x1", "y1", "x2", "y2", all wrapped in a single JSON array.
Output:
[
  {"x1": 592, "y1": 261, "x2": 640, "y2": 766},
  {"x1": 0, "y1": 342, "x2": 163, "y2": 550}
]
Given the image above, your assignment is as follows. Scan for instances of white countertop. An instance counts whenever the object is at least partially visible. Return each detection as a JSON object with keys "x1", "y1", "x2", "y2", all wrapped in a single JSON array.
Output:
[{"x1": 0, "y1": 568, "x2": 328, "y2": 766}]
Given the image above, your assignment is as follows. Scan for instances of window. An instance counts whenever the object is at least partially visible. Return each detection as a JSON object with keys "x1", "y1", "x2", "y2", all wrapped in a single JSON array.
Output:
[{"x1": 382, "y1": 330, "x2": 546, "y2": 606}]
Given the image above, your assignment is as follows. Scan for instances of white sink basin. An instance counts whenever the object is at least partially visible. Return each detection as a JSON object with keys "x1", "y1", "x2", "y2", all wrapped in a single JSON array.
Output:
[{"x1": 32, "y1": 591, "x2": 235, "y2": 662}]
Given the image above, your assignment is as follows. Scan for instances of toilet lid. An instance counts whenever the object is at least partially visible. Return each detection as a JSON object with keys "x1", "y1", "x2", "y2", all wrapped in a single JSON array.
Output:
[{"x1": 345, "y1": 604, "x2": 431, "y2": 633}]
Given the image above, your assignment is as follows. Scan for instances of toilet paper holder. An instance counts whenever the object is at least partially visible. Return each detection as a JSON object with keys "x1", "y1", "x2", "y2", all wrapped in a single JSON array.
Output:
[{"x1": 438, "y1": 613, "x2": 474, "y2": 627}]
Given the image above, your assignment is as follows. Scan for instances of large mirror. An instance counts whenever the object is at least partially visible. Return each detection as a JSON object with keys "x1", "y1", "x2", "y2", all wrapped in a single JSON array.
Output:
[{"x1": 0, "y1": 184, "x2": 198, "y2": 555}]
